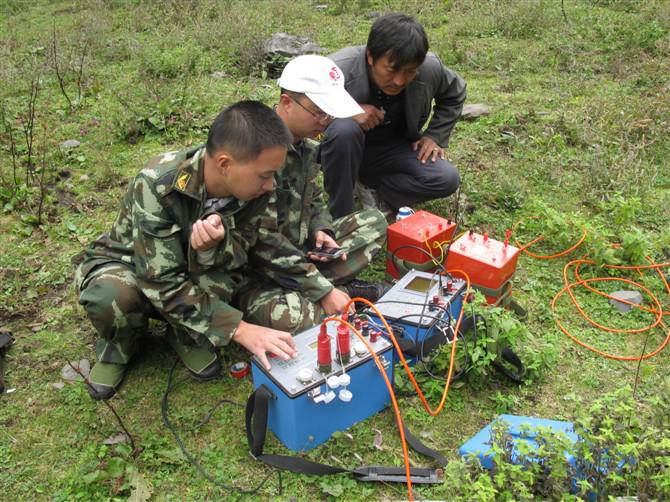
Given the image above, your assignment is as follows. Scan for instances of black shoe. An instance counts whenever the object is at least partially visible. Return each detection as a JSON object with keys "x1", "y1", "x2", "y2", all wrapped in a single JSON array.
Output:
[
  {"x1": 165, "y1": 326, "x2": 222, "y2": 381},
  {"x1": 190, "y1": 357, "x2": 222, "y2": 381},
  {"x1": 88, "y1": 382, "x2": 117, "y2": 400},
  {"x1": 344, "y1": 279, "x2": 390, "y2": 304},
  {"x1": 87, "y1": 360, "x2": 127, "y2": 401}
]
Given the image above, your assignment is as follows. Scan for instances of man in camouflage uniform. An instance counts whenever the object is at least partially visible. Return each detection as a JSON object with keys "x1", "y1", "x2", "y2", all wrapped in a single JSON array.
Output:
[
  {"x1": 235, "y1": 56, "x2": 388, "y2": 333},
  {"x1": 75, "y1": 101, "x2": 296, "y2": 400}
]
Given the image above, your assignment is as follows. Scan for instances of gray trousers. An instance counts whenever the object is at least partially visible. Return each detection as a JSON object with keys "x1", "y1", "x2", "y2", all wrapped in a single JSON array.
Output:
[{"x1": 320, "y1": 118, "x2": 460, "y2": 219}]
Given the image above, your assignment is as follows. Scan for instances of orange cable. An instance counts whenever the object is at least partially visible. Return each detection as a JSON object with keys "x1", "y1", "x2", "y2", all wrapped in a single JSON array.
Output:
[
  {"x1": 322, "y1": 311, "x2": 414, "y2": 501},
  {"x1": 550, "y1": 259, "x2": 670, "y2": 360},
  {"x1": 515, "y1": 226, "x2": 587, "y2": 259},
  {"x1": 511, "y1": 219, "x2": 670, "y2": 360},
  {"x1": 344, "y1": 270, "x2": 471, "y2": 417},
  {"x1": 573, "y1": 259, "x2": 670, "y2": 317}
]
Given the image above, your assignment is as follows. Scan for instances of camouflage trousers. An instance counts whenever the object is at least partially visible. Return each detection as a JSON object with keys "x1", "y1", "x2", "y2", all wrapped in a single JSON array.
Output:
[
  {"x1": 235, "y1": 208, "x2": 387, "y2": 333},
  {"x1": 76, "y1": 262, "x2": 237, "y2": 364}
]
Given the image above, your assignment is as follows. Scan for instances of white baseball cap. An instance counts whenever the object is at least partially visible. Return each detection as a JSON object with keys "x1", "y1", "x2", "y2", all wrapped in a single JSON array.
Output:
[{"x1": 278, "y1": 55, "x2": 364, "y2": 119}]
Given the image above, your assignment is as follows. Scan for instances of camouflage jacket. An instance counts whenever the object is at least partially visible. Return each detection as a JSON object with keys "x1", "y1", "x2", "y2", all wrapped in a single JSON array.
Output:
[
  {"x1": 77, "y1": 146, "x2": 269, "y2": 347},
  {"x1": 250, "y1": 139, "x2": 335, "y2": 302}
]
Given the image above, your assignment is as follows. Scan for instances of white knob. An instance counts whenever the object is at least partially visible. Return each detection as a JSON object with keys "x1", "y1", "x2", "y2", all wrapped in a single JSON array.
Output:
[
  {"x1": 339, "y1": 373, "x2": 351, "y2": 387},
  {"x1": 338, "y1": 389, "x2": 353, "y2": 402},
  {"x1": 326, "y1": 375, "x2": 340, "y2": 389},
  {"x1": 297, "y1": 368, "x2": 313, "y2": 383},
  {"x1": 354, "y1": 342, "x2": 367, "y2": 356},
  {"x1": 323, "y1": 391, "x2": 336, "y2": 404}
]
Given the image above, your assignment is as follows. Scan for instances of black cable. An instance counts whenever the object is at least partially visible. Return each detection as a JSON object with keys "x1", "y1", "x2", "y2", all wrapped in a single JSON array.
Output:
[
  {"x1": 419, "y1": 331, "x2": 469, "y2": 383},
  {"x1": 190, "y1": 397, "x2": 243, "y2": 432},
  {"x1": 161, "y1": 359, "x2": 280, "y2": 496}
]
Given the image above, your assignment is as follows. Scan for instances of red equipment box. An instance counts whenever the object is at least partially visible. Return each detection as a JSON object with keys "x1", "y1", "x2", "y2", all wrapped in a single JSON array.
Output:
[
  {"x1": 445, "y1": 231, "x2": 520, "y2": 304},
  {"x1": 386, "y1": 210, "x2": 457, "y2": 280}
]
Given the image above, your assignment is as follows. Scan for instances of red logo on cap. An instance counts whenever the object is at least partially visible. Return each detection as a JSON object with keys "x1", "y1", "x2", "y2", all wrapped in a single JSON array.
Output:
[{"x1": 329, "y1": 66, "x2": 341, "y2": 81}]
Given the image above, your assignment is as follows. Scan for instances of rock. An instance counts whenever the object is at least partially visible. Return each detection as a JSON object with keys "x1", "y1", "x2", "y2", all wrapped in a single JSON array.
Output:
[
  {"x1": 263, "y1": 33, "x2": 322, "y2": 78},
  {"x1": 51, "y1": 382, "x2": 65, "y2": 390},
  {"x1": 103, "y1": 433, "x2": 128, "y2": 445},
  {"x1": 61, "y1": 359, "x2": 91, "y2": 382},
  {"x1": 79, "y1": 174, "x2": 89, "y2": 182},
  {"x1": 264, "y1": 33, "x2": 322, "y2": 57},
  {"x1": 210, "y1": 70, "x2": 226, "y2": 79},
  {"x1": 314, "y1": 4, "x2": 328, "y2": 11},
  {"x1": 60, "y1": 139, "x2": 81, "y2": 149},
  {"x1": 609, "y1": 290, "x2": 643, "y2": 313},
  {"x1": 461, "y1": 104, "x2": 491, "y2": 121}
]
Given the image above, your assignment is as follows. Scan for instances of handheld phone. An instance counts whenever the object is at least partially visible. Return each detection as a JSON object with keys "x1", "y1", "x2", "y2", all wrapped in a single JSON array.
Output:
[{"x1": 308, "y1": 246, "x2": 344, "y2": 260}]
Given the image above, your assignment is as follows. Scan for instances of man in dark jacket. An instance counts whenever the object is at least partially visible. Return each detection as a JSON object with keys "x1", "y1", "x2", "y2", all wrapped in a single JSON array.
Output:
[{"x1": 321, "y1": 13, "x2": 467, "y2": 218}]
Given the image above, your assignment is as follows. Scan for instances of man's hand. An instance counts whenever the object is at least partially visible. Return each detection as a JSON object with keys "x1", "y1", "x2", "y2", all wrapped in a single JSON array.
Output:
[
  {"x1": 320, "y1": 288, "x2": 354, "y2": 316},
  {"x1": 412, "y1": 136, "x2": 444, "y2": 164},
  {"x1": 191, "y1": 213, "x2": 226, "y2": 252},
  {"x1": 352, "y1": 104, "x2": 386, "y2": 132},
  {"x1": 232, "y1": 320, "x2": 297, "y2": 371},
  {"x1": 307, "y1": 230, "x2": 347, "y2": 262}
]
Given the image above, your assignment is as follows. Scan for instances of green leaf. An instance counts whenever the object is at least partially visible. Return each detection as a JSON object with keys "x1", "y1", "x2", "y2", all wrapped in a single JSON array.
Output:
[
  {"x1": 106, "y1": 457, "x2": 126, "y2": 478},
  {"x1": 320, "y1": 480, "x2": 344, "y2": 497},
  {"x1": 83, "y1": 469, "x2": 106, "y2": 484},
  {"x1": 154, "y1": 448, "x2": 186, "y2": 465},
  {"x1": 128, "y1": 472, "x2": 153, "y2": 502}
]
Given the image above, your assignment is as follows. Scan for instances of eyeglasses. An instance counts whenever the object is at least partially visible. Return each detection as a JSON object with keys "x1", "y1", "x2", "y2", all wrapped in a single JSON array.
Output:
[{"x1": 288, "y1": 95, "x2": 334, "y2": 124}]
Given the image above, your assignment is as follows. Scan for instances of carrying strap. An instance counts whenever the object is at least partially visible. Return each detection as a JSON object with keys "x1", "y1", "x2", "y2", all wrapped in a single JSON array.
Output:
[
  {"x1": 246, "y1": 385, "x2": 445, "y2": 484},
  {"x1": 491, "y1": 347, "x2": 525, "y2": 384},
  {"x1": 471, "y1": 281, "x2": 528, "y2": 321},
  {"x1": 386, "y1": 248, "x2": 446, "y2": 278},
  {"x1": 461, "y1": 314, "x2": 525, "y2": 384}
]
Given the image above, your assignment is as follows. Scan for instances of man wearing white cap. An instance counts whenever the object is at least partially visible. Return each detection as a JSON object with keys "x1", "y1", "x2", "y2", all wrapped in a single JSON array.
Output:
[{"x1": 235, "y1": 55, "x2": 388, "y2": 332}]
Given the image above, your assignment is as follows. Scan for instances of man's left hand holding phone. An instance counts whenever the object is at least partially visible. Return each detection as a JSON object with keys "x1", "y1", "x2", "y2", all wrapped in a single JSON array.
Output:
[{"x1": 306, "y1": 230, "x2": 347, "y2": 262}]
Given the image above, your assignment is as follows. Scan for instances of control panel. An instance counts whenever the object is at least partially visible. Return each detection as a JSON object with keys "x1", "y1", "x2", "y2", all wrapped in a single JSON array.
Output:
[
  {"x1": 369, "y1": 270, "x2": 466, "y2": 328},
  {"x1": 251, "y1": 317, "x2": 395, "y2": 451},
  {"x1": 252, "y1": 320, "x2": 392, "y2": 399}
]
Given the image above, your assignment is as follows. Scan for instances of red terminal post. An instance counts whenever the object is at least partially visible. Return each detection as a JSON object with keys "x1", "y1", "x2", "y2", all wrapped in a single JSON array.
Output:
[
  {"x1": 336, "y1": 322, "x2": 351, "y2": 365},
  {"x1": 369, "y1": 329, "x2": 380, "y2": 343},
  {"x1": 504, "y1": 229, "x2": 512, "y2": 250},
  {"x1": 317, "y1": 324, "x2": 332, "y2": 374}
]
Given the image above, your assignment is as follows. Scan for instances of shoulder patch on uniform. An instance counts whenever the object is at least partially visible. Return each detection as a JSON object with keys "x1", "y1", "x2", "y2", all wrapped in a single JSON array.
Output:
[{"x1": 176, "y1": 171, "x2": 191, "y2": 191}]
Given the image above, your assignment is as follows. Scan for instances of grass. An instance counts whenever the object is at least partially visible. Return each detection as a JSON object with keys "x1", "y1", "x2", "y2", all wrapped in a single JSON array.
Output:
[{"x1": 1, "y1": 0, "x2": 669, "y2": 500}]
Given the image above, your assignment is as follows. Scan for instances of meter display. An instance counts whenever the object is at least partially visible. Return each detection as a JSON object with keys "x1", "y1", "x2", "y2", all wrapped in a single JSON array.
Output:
[{"x1": 404, "y1": 276, "x2": 435, "y2": 293}]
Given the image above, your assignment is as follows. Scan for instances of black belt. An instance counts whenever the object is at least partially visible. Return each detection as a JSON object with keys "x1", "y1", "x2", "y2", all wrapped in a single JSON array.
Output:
[{"x1": 246, "y1": 384, "x2": 446, "y2": 484}]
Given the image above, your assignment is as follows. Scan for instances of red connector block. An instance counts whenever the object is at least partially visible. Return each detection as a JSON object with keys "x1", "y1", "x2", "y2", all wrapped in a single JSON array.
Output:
[
  {"x1": 386, "y1": 210, "x2": 457, "y2": 280},
  {"x1": 445, "y1": 231, "x2": 520, "y2": 304}
]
